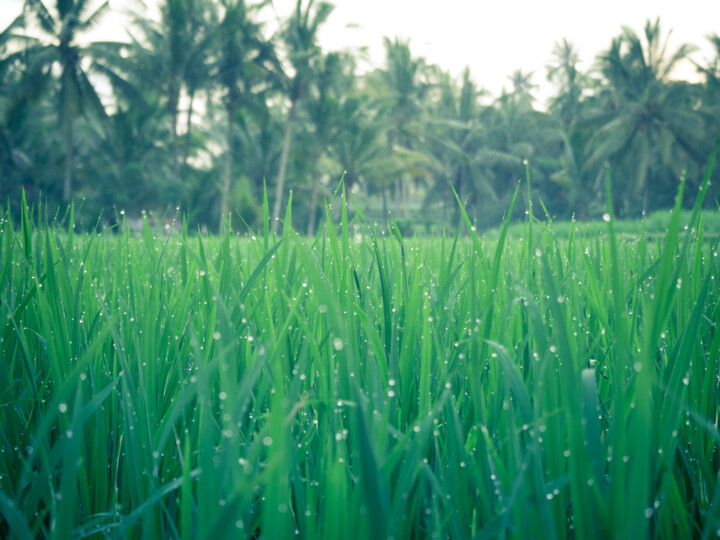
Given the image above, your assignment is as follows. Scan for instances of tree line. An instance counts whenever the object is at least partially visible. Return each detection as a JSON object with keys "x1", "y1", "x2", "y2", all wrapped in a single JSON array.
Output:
[{"x1": 1, "y1": 0, "x2": 719, "y2": 233}]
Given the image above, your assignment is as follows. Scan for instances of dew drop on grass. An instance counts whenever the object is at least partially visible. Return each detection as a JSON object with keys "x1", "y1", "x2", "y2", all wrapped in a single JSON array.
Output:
[
  {"x1": 58, "y1": 403, "x2": 68, "y2": 413},
  {"x1": 602, "y1": 213, "x2": 611, "y2": 222},
  {"x1": 332, "y1": 338, "x2": 344, "y2": 351},
  {"x1": 263, "y1": 436, "x2": 273, "y2": 446}
]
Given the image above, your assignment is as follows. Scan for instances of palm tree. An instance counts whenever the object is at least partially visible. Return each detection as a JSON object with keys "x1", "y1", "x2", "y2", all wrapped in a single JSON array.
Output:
[
  {"x1": 271, "y1": 0, "x2": 334, "y2": 232},
  {"x1": 215, "y1": 0, "x2": 280, "y2": 232},
  {"x1": 691, "y1": 34, "x2": 720, "y2": 205},
  {"x1": 506, "y1": 69, "x2": 537, "y2": 113},
  {"x1": 303, "y1": 50, "x2": 347, "y2": 235},
  {"x1": 329, "y1": 94, "x2": 413, "y2": 224},
  {"x1": 19, "y1": 0, "x2": 114, "y2": 202},
  {"x1": 694, "y1": 35, "x2": 720, "y2": 138},
  {"x1": 376, "y1": 37, "x2": 431, "y2": 217},
  {"x1": 0, "y1": 13, "x2": 28, "y2": 202},
  {"x1": 180, "y1": 1, "x2": 215, "y2": 170},
  {"x1": 423, "y1": 68, "x2": 527, "y2": 226},
  {"x1": 89, "y1": 95, "x2": 175, "y2": 214},
  {"x1": 586, "y1": 19, "x2": 705, "y2": 215},
  {"x1": 546, "y1": 39, "x2": 588, "y2": 130},
  {"x1": 130, "y1": 0, "x2": 215, "y2": 183}
]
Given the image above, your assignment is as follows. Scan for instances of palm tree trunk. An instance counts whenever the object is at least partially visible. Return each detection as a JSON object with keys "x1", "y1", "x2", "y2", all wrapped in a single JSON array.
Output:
[
  {"x1": 63, "y1": 119, "x2": 74, "y2": 201},
  {"x1": 381, "y1": 185, "x2": 388, "y2": 227},
  {"x1": 220, "y1": 105, "x2": 235, "y2": 233},
  {"x1": 272, "y1": 100, "x2": 298, "y2": 233},
  {"x1": 182, "y1": 90, "x2": 196, "y2": 168},
  {"x1": 307, "y1": 174, "x2": 319, "y2": 237},
  {"x1": 171, "y1": 106, "x2": 179, "y2": 183},
  {"x1": 402, "y1": 176, "x2": 409, "y2": 218}
]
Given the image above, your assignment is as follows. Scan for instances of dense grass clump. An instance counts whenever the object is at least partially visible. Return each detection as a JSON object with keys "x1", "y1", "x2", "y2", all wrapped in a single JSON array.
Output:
[{"x1": 1, "y1": 175, "x2": 719, "y2": 539}]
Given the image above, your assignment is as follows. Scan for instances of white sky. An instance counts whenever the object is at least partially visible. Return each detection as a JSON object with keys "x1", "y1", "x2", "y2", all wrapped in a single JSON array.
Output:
[{"x1": 2, "y1": 0, "x2": 718, "y2": 105}]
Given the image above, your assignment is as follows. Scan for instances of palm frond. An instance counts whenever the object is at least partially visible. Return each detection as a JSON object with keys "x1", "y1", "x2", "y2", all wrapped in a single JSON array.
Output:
[
  {"x1": 77, "y1": 0, "x2": 111, "y2": 33},
  {"x1": 23, "y1": 0, "x2": 57, "y2": 37}
]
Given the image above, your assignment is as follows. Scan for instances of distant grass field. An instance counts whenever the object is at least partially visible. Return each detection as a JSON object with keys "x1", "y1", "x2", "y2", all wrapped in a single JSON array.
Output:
[{"x1": 1, "y1": 173, "x2": 719, "y2": 539}]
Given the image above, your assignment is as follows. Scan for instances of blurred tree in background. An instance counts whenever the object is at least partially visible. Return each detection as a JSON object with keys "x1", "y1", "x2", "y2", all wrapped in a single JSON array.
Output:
[{"x1": 1, "y1": 2, "x2": 718, "y2": 232}]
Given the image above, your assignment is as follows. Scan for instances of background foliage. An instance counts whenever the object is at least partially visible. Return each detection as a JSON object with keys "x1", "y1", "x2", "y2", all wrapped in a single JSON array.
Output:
[{"x1": 1, "y1": 1, "x2": 719, "y2": 233}]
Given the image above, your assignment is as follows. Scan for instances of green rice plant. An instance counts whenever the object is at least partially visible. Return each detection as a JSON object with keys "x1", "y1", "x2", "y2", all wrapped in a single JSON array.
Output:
[{"x1": 1, "y1": 159, "x2": 719, "y2": 539}]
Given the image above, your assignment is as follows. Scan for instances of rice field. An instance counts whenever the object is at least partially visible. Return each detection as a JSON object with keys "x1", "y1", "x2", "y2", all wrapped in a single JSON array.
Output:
[{"x1": 1, "y1": 171, "x2": 719, "y2": 539}]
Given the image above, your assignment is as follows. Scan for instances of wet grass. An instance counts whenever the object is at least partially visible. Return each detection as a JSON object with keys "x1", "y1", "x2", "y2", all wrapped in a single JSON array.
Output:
[{"x1": 1, "y1": 169, "x2": 719, "y2": 539}]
